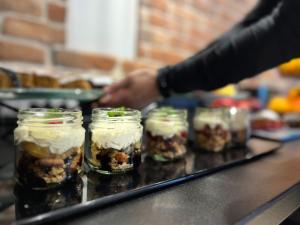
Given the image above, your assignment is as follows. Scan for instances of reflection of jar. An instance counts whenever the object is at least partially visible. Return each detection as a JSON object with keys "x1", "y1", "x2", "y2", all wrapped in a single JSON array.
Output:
[
  {"x1": 193, "y1": 108, "x2": 231, "y2": 152},
  {"x1": 14, "y1": 108, "x2": 85, "y2": 190},
  {"x1": 88, "y1": 108, "x2": 143, "y2": 174},
  {"x1": 142, "y1": 157, "x2": 187, "y2": 183},
  {"x1": 87, "y1": 171, "x2": 140, "y2": 200},
  {"x1": 228, "y1": 107, "x2": 250, "y2": 147},
  {"x1": 145, "y1": 108, "x2": 188, "y2": 162},
  {"x1": 14, "y1": 181, "x2": 83, "y2": 219}
]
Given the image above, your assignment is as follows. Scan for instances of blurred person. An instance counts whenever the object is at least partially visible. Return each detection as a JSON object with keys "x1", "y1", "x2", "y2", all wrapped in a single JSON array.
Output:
[{"x1": 100, "y1": 0, "x2": 300, "y2": 109}]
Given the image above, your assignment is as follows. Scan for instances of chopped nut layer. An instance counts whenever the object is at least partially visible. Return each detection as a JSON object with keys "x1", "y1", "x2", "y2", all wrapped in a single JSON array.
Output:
[
  {"x1": 89, "y1": 142, "x2": 141, "y2": 173},
  {"x1": 16, "y1": 142, "x2": 83, "y2": 189},
  {"x1": 195, "y1": 124, "x2": 231, "y2": 152},
  {"x1": 146, "y1": 132, "x2": 187, "y2": 161}
]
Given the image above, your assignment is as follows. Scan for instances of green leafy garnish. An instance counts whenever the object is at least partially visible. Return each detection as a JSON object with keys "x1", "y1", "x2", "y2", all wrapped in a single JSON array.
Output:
[
  {"x1": 153, "y1": 154, "x2": 169, "y2": 162},
  {"x1": 160, "y1": 107, "x2": 177, "y2": 115},
  {"x1": 47, "y1": 108, "x2": 62, "y2": 113},
  {"x1": 107, "y1": 107, "x2": 126, "y2": 117},
  {"x1": 43, "y1": 108, "x2": 63, "y2": 119}
]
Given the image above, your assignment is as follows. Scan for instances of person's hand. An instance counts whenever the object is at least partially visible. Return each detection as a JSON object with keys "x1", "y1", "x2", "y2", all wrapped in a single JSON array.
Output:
[{"x1": 99, "y1": 69, "x2": 161, "y2": 109}]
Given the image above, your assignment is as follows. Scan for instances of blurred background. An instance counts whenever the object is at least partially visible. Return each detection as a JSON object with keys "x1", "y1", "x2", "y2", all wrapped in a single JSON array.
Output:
[
  {"x1": 0, "y1": 0, "x2": 299, "y2": 119},
  {"x1": 0, "y1": 0, "x2": 282, "y2": 83}
]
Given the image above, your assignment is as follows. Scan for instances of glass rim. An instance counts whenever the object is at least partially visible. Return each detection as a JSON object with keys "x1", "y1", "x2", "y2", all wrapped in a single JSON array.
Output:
[
  {"x1": 147, "y1": 107, "x2": 187, "y2": 119},
  {"x1": 17, "y1": 108, "x2": 83, "y2": 126},
  {"x1": 92, "y1": 107, "x2": 141, "y2": 121},
  {"x1": 19, "y1": 108, "x2": 82, "y2": 115}
]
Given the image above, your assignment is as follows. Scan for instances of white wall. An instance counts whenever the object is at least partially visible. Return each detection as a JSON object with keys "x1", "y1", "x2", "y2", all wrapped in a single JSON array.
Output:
[{"x1": 66, "y1": 0, "x2": 139, "y2": 59}]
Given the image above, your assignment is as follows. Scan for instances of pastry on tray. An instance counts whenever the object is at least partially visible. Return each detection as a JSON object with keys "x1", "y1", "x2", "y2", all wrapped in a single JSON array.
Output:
[
  {"x1": 17, "y1": 72, "x2": 34, "y2": 88},
  {"x1": 0, "y1": 69, "x2": 13, "y2": 88},
  {"x1": 33, "y1": 74, "x2": 60, "y2": 88},
  {"x1": 61, "y1": 79, "x2": 92, "y2": 90},
  {"x1": 251, "y1": 109, "x2": 284, "y2": 131}
]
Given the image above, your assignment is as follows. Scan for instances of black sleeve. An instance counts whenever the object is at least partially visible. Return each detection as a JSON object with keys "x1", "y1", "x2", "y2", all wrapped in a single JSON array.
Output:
[
  {"x1": 158, "y1": 0, "x2": 300, "y2": 94},
  {"x1": 207, "y1": 0, "x2": 281, "y2": 48}
]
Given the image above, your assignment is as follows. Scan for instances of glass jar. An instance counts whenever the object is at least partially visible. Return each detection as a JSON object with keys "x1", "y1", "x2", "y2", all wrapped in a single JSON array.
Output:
[
  {"x1": 228, "y1": 107, "x2": 250, "y2": 147},
  {"x1": 193, "y1": 107, "x2": 231, "y2": 152},
  {"x1": 88, "y1": 108, "x2": 143, "y2": 174},
  {"x1": 145, "y1": 107, "x2": 188, "y2": 162},
  {"x1": 14, "y1": 108, "x2": 85, "y2": 190}
]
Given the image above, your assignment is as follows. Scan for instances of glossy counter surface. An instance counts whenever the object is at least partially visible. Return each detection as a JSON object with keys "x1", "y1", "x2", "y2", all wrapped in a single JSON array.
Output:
[
  {"x1": 57, "y1": 140, "x2": 300, "y2": 225},
  {"x1": 0, "y1": 135, "x2": 299, "y2": 225}
]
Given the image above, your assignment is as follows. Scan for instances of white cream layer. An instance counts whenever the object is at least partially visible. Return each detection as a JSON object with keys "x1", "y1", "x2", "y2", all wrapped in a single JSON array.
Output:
[
  {"x1": 252, "y1": 110, "x2": 280, "y2": 121},
  {"x1": 14, "y1": 125, "x2": 85, "y2": 154},
  {"x1": 145, "y1": 118, "x2": 186, "y2": 139},
  {"x1": 193, "y1": 115, "x2": 229, "y2": 130},
  {"x1": 91, "y1": 122, "x2": 142, "y2": 151}
]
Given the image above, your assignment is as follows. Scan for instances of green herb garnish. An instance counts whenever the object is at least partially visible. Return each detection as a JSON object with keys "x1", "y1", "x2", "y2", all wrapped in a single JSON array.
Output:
[
  {"x1": 43, "y1": 108, "x2": 63, "y2": 119},
  {"x1": 160, "y1": 107, "x2": 177, "y2": 115},
  {"x1": 153, "y1": 154, "x2": 169, "y2": 162},
  {"x1": 107, "y1": 107, "x2": 126, "y2": 117}
]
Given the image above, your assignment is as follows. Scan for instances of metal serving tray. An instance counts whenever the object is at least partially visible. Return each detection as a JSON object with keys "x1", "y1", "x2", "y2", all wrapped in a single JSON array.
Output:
[
  {"x1": 0, "y1": 138, "x2": 281, "y2": 225},
  {"x1": 0, "y1": 88, "x2": 104, "y2": 101}
]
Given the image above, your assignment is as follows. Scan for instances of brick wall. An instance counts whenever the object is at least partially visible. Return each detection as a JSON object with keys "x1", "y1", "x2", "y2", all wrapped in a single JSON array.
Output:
[
  {"x1": 138, "y1": 0, "x2": 257, "y2": 66},
  {"x1": 0, "y1": 0, "x2": 279, "y2": 89}
]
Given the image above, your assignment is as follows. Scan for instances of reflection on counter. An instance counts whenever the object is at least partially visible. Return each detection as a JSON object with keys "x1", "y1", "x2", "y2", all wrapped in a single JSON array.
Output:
[
  {"x1": 14, "y1": 179, "x2": 83, "y2": 219},
  {"x1": 87, "y1": 171, "x2": 141, "y2": 200},
  {"x1": 141, "y1": 157, "x2": 187, "y2": 184},
  {"x1": 4, "y1": 139, "x2": 279, "y2": 225}
]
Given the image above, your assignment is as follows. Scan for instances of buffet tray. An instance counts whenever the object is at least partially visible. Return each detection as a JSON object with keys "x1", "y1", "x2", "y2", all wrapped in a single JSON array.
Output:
[
  {"x1": 0, "y1": 88, "x2": 104, "y2": 101},
  {"x1": 0, "y1": 138, "x2": 281, "y2": 225}
]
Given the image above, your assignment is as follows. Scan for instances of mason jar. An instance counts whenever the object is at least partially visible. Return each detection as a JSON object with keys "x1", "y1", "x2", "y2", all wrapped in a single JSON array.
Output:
[
  {"x1": 193, "y1": 107, "x2": 231, "y2": 152},
  {"x1": 145, "y1": 107, "x2": 188, "y2": 162},
  {"x1": 228, "y1": 107, "x2": 251, "y2": 148},
  {"x1": 14, "y1": 108, "x2": 85, "y2": 190},
  {"x1": 88, "y1": 108, "x2": 143, "y2": 174}
]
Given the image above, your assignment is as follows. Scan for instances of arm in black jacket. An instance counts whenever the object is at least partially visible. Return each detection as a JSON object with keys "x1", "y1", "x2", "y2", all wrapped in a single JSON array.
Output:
[{"x1": 158, "y1": 0, "x2": 300, "y2": 95}]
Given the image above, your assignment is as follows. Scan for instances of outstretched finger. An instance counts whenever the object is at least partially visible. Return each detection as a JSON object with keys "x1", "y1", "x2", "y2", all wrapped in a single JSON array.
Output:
[
  {"x1": 104, "y1": 77, "x2": 131, "y2": 94},
  {"x1": 99, "y1": 90, "x2": 128, "y2": 107}
]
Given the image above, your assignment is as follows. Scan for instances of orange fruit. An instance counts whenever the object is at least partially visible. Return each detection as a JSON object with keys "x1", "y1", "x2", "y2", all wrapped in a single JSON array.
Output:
[{"x1": 267, "y1": 96, "x2": 292, "y2": 113}]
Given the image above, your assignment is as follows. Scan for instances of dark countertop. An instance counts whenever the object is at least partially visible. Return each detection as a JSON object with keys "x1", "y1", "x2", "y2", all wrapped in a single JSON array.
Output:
[
  {"x1": 1, "y1": 122, "x2": 299, "y2": 225},
  {"x1": 53, "y1": 141, "x2": 300, "y2": 225}
]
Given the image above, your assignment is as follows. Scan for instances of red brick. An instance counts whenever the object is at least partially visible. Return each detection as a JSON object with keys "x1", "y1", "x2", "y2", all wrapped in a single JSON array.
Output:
[
  {"x1": 138, "y1": 44, "x2": 148, "y2": 57},
  {"x1": 149, "y1": 13, "x2": 168, "y2": 28},
  {"x1": 0, "y1": 39, "x2": 44, "y2": 63},
  {"x1": 172, "y1": 3, "x2": 199, "y2": 21},
  {"x1": 171, "y1": 37, "x2": 198, "y2": 52},
  {"x1": 149, "y1": 48, "x2": 184, "y2": 65},
  {"x1": 143, "y1": 0, "x2": 167, "y2": 11},
  {"x1": 48, "y1": 2, "x2": 66, "y2": 22},
  {"x1": 122, "y1": 61, "x2": 149, "y2": 74},
  {"x1": 189, "y1": 27, "x2": 212, "y2": 44},
  {"x1": 0, "y1": 0, "x2": 42, "y2": 16},
  {"x1": 54, "y1": 50, "x2": 116, "y2": 71},
  {"x1": 3, "y1": 17, "x2": 65, "y2": 44},
  {"x1": 151, "y1": 31, "x2": 171, "y2": 45}
]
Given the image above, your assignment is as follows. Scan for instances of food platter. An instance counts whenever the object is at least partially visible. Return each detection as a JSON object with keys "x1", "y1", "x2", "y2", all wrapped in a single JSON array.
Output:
[
  {"x1": 252, "y1": 128, "x2": 300, "y2": 142},
  {"x1": 0, "y1": 88, "x2": 104, "y2": 101},
  {"x1": 0, "y1": 138, "x2": 281, "y2": 225}
]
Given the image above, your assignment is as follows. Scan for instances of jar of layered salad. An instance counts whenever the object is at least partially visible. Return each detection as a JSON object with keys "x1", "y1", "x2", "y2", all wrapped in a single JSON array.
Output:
[
  {"x1": 193, "y1": 108, "x2": 231, "y2": 152},
  {"x1": 228, "y1": 107, "x2": 250, "y2": 147},
  {"x1": 145, "y1": 107, "x2": 188, "y2": 162},
  {"x1": 14, "y1": 108, "x2": 85, "y2": 190},
  {"x1": 88, "y1": 108, "x2": 142, "y2": 174}
]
